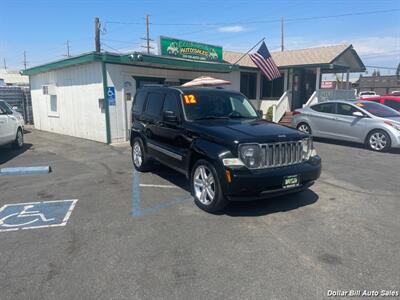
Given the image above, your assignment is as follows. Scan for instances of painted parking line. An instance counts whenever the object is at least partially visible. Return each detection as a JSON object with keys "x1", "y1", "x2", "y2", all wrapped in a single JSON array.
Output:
[
  {"x1": 0, "y1": 199, "x2": 78, "y2": 232},
  {"x1": 132, "y1": 170, "x2": 191, "y2": 217},
  {"x1": 0, "y1": 166, "x2": 52, "y2": 176},
  {"x1": 139, "y1": 184, "x2": 179, "y2": 189}
]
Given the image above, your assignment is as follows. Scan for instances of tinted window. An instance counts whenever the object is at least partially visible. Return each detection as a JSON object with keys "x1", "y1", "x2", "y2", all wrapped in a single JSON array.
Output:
[
  {"x1": 133, "y1": 91, "x2": 146, "y2": 113},
  {"x1": 0, "y1": 101, "x2": 13, "y2": 114},
  {"x1": 311, "y1": 103, "x2": 334, "y2": 114},
  {"x1": 163, "y1": 94, "x2": 179, "y2": 116},
  {"x1": 145, "y1": 92, "x2": 163, "y2": 118},
  {"x1": 336, "y1": 103, "x2": 359, "y2": 116},
  {"x1": 385, "y1": 100, "x2": 400, "y2": 111}
]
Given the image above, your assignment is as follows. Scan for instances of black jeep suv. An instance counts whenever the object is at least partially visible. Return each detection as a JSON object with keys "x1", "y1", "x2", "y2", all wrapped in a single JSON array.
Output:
[{"x1": 130, "y1": 86, "x2": 321, "y2": 213}]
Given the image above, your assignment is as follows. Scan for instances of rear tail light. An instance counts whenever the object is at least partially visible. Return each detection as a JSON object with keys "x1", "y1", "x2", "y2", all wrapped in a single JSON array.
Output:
[{"x1": 292, "y1": 111, "x2": 301, "y2": 116}]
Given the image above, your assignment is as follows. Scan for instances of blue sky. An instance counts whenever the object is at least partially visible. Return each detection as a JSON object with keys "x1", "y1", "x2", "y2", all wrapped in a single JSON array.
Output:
[{"x1": 1, "y1": 0, "x2": 399, "y2": 76}]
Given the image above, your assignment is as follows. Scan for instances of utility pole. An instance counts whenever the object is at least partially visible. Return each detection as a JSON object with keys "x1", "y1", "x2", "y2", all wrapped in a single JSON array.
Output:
[
  {"x1": 281, "y1": 16, "x2": 284, "y2": 52},
  {"x1": 66, "y1": 40, "x2": 71, "y2": 57},
  {"x1": 95, "y1": 17, "x2": 101, "y2": 52},
  {"x1": 3, "y1": 58, "x2": 6, "y2": 70},
  {"x1": 141, "y1": 14, "x2": 154, "y2": 54},
  {"x1": 23, "y1": 51, "x2": 28, "y2": 70}
]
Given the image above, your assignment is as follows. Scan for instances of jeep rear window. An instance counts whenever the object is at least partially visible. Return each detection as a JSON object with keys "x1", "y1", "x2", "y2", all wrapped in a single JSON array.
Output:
[
  {"x1": 182, "y1": 92, "x2": 258, "y2": 121},
  {"x1": 132, "y1": 91, "x2": 146, "y2": 113}
]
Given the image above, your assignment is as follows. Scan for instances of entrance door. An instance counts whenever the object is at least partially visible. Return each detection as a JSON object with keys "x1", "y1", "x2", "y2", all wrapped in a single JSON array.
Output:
[{"x1": 291, "y1": 69, "x2": 304, "y2": 110}]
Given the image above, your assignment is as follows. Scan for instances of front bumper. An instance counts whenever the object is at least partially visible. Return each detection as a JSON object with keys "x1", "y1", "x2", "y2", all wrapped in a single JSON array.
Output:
[{"x1": 222, "y1": 156, "x2": 321, "y2": 201}]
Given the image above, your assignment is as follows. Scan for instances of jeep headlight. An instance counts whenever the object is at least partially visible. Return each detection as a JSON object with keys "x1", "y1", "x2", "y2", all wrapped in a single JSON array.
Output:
[
  {"x1": 302, "y1": 138, "x2": 317, "y2": 160},
  {"x1": 239, "y1": 144, "x2": 262, "y2": 168}
]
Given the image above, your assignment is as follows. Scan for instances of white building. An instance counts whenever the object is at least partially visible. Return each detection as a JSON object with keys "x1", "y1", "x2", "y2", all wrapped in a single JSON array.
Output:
[{"x1": 23, "y1": 44, "x2": 364, "y2": 143}]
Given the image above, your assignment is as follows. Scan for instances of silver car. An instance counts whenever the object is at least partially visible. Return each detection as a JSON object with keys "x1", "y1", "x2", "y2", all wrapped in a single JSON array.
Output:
[{"x1": 292, "y1": 100, "x2": 400, "y2": 152}]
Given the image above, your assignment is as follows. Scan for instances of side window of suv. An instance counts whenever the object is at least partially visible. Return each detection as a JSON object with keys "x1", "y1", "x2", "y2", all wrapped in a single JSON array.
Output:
[
  {"x1": 311, "y1": 103, "x2": 334, "y2": 114},
  {"x1": 132, "y1": 91, "x2": 146, "y2": 113},
  {"x1": 385, "y1": 100, "x2": 400, "y2": 111},
  {"x1": 336, "y1": 103, "x2": 360, "y2": 116},
  {"x1": 145, "y1": 92, "x2": 164, "y2": 118},
  {"x1": 163, "y1": 94, "x2": 179, "y2": 116}
]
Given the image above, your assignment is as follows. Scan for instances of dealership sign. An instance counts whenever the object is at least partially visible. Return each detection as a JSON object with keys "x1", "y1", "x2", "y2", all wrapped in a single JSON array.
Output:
[{"x1": 159, "y1": 36, "x2": 223, "y2": 62}]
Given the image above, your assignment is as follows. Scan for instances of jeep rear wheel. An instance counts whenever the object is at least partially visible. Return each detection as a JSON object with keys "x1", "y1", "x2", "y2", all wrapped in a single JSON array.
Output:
[
  {"x1": 191, "y1": 159, "x2": 227, "y2": 213},
  {"x1": 132, "y1": 137, "x2": 151, "y2": 171}
]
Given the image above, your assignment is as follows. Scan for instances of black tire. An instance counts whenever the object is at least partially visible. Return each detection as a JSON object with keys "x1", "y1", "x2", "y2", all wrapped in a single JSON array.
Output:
[
  {"x1": 191, "y1": 159, "x2": 228, "y2": 213},
  {"x1": 132, "y1": 137, "x2": 151, "y2": 172},
  {"x1": 366, "y1": 129, "x2": 391, "y2": 152},
  {"x1": 12, "y1": 128, "x2": 23, "y2": 149},
  {"x1": 296, "y1": 122, "x2": 312, "y2": 135}
]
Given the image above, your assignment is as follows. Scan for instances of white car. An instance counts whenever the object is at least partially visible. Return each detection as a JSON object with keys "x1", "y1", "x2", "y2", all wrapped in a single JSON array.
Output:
[
  {"x1": 358, "y1": 91, "x2": 377, "y2": 98},
  {"x1": 0, "y1": 100, "x2": 24, "y2": 149}
]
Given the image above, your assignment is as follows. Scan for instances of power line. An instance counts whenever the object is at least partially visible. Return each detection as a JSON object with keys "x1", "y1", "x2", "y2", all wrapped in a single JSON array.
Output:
[{"x1": 104, "y1": 8, "x2": 400, "y2": 27}]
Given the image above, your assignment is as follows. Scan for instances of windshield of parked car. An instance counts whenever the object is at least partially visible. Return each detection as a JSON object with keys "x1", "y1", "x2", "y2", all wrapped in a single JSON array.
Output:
[
  {"x1": 356, "y1": 102, "x2": 400, "y2": 118},
  {"x1": 182, "y1": 92, "x2": 258, "y2": 121},
  {"x1": 0, "y1": 101, "x2": 13, "y2": 114}
]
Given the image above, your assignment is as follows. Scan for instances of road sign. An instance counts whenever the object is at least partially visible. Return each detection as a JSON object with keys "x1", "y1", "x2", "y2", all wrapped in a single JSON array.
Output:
[
  {"x1": 0, "y1": 199, "x2": 78, "y2": 232},
  {"x1": 107, "y1": 87, "x2": 116, "y2": 106}
]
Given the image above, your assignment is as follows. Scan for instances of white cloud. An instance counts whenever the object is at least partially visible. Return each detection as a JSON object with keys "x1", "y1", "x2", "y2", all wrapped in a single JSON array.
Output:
[{"x1": 218, "y1": 25, "x2": 246, "y2": 33}]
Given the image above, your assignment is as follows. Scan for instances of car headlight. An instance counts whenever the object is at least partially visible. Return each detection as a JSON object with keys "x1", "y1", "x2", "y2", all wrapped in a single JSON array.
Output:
[
  {"x1": 239, "y1": 144, "x2": 262, "y2": 168},
  {"x1": 385, "y1": 121, "x2": 400, "y2": 132},
  {"x1": 302, "y1": 138, "x2": 317, "y2": 160}
]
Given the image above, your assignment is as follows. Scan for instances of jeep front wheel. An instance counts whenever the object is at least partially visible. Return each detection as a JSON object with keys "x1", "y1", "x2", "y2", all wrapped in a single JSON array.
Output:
[
  {"x1": 132, "y1": 137, "x2": 151, "y2": 171},
  {"x1": 191, "y1": 159, "x2": 227, "y2": 213}
]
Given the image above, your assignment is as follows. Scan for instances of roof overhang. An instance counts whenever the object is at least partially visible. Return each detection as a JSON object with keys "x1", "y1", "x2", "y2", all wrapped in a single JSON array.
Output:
[{"x1": 21, "y1": 52, "x2": 238, "y2": 76}]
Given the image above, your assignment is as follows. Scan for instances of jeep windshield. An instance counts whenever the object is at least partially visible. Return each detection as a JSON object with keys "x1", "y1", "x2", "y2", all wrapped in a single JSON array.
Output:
[{"x1": 182, "y1": 92, "x2": 258, "y2": 121}]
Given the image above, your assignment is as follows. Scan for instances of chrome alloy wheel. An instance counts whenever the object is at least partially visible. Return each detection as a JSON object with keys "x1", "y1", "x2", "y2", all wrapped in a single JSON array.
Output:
[
  {"x1": 298, "y1": 124, "x2": 310, "y2": 134},
  {"x1": 133, "y1": 141, "x2": 143, "y2": 167},
  {"x1": 369, "y1": 132, "x2": 387, "y2": 151},
  {"x1": 17, "y1": 130, "x2": 23, "y2": 147},
  {"x1": 193, "y1": 165, "x2": 215, "y2": 205}
]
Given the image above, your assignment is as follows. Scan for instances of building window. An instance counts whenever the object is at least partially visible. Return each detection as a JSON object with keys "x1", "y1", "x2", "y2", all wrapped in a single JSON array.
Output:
[
  {"x1": 261, "y1": 74, "x2": 284, "y2": 98},
  {"x1": 48, "y1": 95, "x2": 59, "y2": 117},
  {"x1": 240, "y1": 72, "x2": 257, "y2": 99}
]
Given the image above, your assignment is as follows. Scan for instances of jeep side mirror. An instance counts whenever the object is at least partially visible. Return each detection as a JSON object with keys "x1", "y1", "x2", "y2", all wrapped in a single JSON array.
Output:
[
  {"x1": 164, "y1": 111, "x2": 178, "y2": 123},
  {"x1": 352, "y1": 111, "x2": 364, "y2": 118},
  {"x1": 12, "y1": 106, "x2": 18, "y2": 111}
]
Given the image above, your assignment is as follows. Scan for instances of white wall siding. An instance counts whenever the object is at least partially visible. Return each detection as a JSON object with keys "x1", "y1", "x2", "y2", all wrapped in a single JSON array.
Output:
[
  {"x1": 106, "y1": 63, "x2": 241, "y2": 143},
  {"x1": 30, "y1": 62, "x2": 106, "y2": 142}
]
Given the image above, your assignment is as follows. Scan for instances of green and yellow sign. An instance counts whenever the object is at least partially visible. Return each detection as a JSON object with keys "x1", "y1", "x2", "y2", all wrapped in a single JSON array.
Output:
[{"x1": 159, "y1": 36, "x2": 223, "y2": 62}]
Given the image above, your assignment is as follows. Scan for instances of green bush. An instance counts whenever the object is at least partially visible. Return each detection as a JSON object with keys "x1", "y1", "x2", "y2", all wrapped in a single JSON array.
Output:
[{"x1": 266, "y1": 106, "x2": 273, "y2": 121}]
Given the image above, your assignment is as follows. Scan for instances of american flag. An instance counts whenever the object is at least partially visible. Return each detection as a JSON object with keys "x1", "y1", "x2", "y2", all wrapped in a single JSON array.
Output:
[{"x1": 249, "y1": 41, "x2": 281, "y2": 81}]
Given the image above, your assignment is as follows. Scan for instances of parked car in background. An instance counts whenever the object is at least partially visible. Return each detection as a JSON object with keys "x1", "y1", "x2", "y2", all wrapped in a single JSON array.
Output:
[
  {"x1": 131, "y1": 86, "x2": 321, "y2": 213},
  {"x1": 0, "y1": 100, "x2": 24, "y2": 149},
  {"x1": 292, "y1": 100, "x2": 400, "y2": 152},
  {"x1": 0, "y1": 100, "x2": 25, "y2": 129},
  {"x1": 358, "y1": 91, "x2": 377, "y2": 98},
  {"x1": 389, "y1": 91, "x2": 400, "y2": 96},
  {"x1": 360, "y1": 95, "x2": 400, "y2": 112}
]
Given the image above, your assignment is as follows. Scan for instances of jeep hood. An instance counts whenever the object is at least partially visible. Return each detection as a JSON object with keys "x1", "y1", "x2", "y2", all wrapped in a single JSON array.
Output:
[{"x1": 190, "y1": 119, "x2": 307, "y2": 144}]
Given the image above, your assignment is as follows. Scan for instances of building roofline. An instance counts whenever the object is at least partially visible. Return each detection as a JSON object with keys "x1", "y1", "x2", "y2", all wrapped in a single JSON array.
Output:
[{"x1": 21, "y1": 51, "x2": 239, "y2": 76}]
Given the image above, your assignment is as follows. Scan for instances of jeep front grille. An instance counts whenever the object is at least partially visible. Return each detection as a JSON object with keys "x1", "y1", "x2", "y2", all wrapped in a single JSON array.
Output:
[{"x1": 261, "y1": 141, "x2": 304, "y2": 168}]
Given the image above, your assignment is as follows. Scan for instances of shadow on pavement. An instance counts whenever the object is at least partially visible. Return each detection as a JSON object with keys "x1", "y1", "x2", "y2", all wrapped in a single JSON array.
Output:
[
  {"x1": 0, "y1": 143, "x2": 33, "y2": 165},
  {"x1": 147, "y1": 161, "x2": 191, "y2": 192},
  {"x1": 224, "y1": 189, "x2": 319, "y2": 217},
  {"x1": 314, "y1": 137, "x2": 400, "y2": 154}
]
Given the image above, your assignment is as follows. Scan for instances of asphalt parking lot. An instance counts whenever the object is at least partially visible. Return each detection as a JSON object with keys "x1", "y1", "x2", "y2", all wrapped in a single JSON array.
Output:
[{"x1": 0, "y1": 128, "x2": 399, "y2": 299}]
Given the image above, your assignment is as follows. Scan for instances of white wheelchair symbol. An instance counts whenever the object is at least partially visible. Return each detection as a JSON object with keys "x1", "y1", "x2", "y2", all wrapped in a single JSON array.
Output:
[
  {"x1": 0, "y1": 205, "x2": 55, "y2": 228},
  {"x1": 107, "y1": 88, "x2": 115, "y2": 98}
]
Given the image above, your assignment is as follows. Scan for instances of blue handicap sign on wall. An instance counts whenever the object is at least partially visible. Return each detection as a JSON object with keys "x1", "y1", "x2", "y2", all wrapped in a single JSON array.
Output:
[
  {"x1": 0, "y1": 199, "x2": 78, "y2": 232},
  {"x1": 107, "y1": 87, "x2": 116, "y2": 106}
]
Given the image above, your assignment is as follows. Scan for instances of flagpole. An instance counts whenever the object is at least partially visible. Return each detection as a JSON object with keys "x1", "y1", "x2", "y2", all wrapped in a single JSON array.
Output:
[{"x1": 232, "y1": 37, "x2": 265, "y2": 65}]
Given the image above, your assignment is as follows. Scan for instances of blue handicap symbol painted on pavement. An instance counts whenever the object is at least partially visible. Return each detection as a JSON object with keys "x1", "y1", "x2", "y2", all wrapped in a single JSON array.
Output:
[{"x1": 0, "y1": 199, "x2": 78, "y2": 232}]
